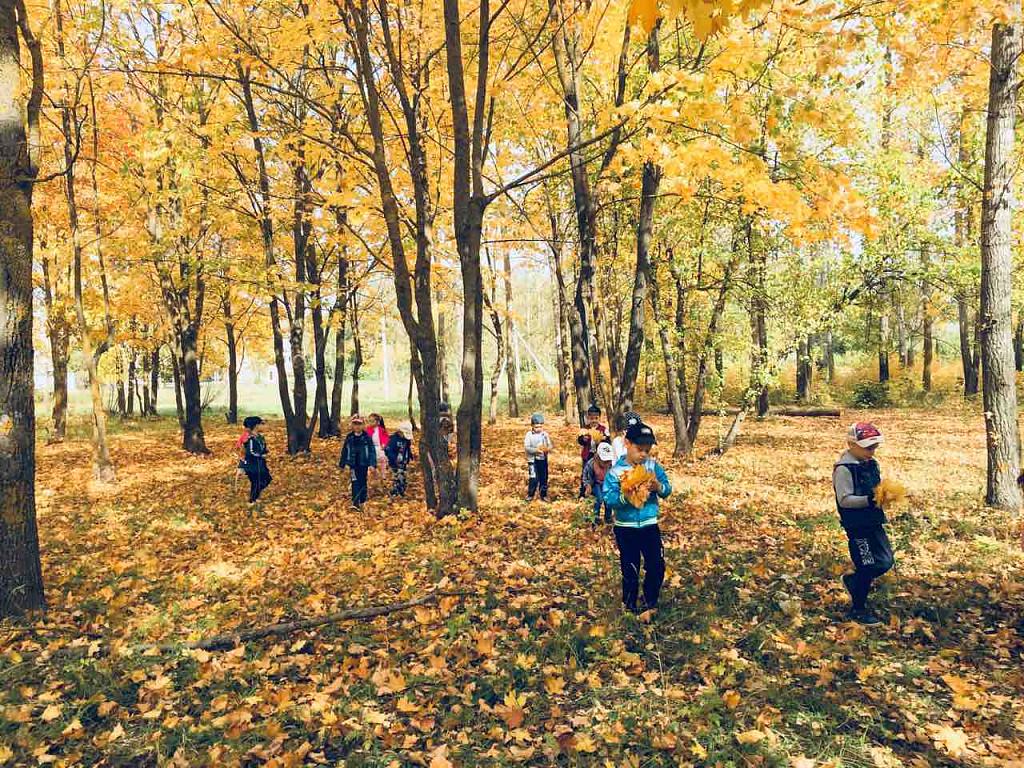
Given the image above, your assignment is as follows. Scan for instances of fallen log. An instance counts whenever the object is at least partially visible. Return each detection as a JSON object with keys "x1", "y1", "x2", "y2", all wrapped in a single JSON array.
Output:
[
  {"x1": 696, "y1": 406, "x2": 841, "y2": 417},
  {"x1": 166, "y1": 590, "x2": 472, "y2": 653}
]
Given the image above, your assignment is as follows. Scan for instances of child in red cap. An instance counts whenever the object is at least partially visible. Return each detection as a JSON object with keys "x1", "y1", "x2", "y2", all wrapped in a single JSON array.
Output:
[{"x1": 833, "y1": 422, "x2": 894, "y2": 625}]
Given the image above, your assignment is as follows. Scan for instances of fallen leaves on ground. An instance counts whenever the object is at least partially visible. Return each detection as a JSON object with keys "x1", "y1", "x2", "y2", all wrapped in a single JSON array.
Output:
[{"x1": 1, "y1": 408, "x2": 1023, "y2": 766}]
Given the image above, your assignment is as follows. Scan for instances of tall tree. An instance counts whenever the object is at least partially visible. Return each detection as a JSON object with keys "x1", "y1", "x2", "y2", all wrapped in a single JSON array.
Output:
[
  {"x1": 979, "y1": 14, "x2": 1022, "y2": 511},
  {"x1": 0, "y1": 0, "x2": 45, "y2": 615}
]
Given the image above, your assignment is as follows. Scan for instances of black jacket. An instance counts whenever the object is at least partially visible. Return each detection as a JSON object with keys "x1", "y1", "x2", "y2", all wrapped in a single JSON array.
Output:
[
  {"x1": 242, "y1": 434, "x2": 269, "y2": 472},
  {"x1": 384, "y1": 434, "x2": 413, "y2": 468},
  {"x1": 340, "y1": 431, "x2": 377, "y2": 469}
]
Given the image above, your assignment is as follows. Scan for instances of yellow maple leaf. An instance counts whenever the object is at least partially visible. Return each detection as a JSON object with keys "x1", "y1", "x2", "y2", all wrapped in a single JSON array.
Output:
[
  {"x1": 628, "y1": 0, "x2": 660, "y2": 33},
  {"x1": 736, "y1": 729, "x2": 765, "y2": 745}
]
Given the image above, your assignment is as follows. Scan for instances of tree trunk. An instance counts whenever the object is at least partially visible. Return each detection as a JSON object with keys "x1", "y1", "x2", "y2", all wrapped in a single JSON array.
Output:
[
  {"x1": 50, "y1": 332, "x2": 68, "y2": 442},
  {"x1": 127, "y1": 347, "x2": 137, "y2": 416},
  {"x1": 922, "y1": 245, "x2": 933, "y2": 392},
  {"x1": 552, "y1": 273, "x2": 568, "y2": 416},
  {"x1": 0, "y1": 0, "x2": 46, "y2": 615},
  {"x1": 171, "y1": 350, "x2": 185, "y2": 428},
  {"x1": 179, "y1": 329, "x2": 208, "y2": 453},
  {"x1": 438, "y1": 311, "x2": 450, "y2": 405},
  {"x1": 549, "y1": 212, "x2": 587, "y2": 423},
  {"x1": 896, "y1": 294, "x2": 908, "y2": 368},
  {"x1": 223, "y1": 294, "x2": 238, "y2": 424},
  {"x1": 979, "y1": 15, "x2": 1022, "y2": 511},
  {"x1": 958, "y1": 294, "x2": 980, "y2": 396},
  {"x1": 407, "y1": 362, "x2": 418, "y2": 432},
  {"x1": 619, "y1": 159, "x2": 661, "y2": 426},
  {"x1": 747, "y1": 223, "x2": 770, "y2": 416},
  {"x1": 350, "y1": 292, "x2": 363, "y2": 416},
  {"x1": 329, "y1": 242, "x2": 348, "y2": 436},
  {"x1": 503, "y1": 251, "x2": 519, "y2": 418},
  {"x1": 149, "y1": 347, "x2": 159, "y2": 416},
  {"x1": 878, "y1": 311, "x2": 891, "y2": 382},
  {"x1": 648, "y1": 250, "x2": 690, "y2": 456},
  {"x1": 312, "y1": 289, "x2": 331, "y2": 439},
  {"x1": 1014, "y1": 318, "x2": 1023, "y2": 372},
  {"x1": 486, "y1": 277, "x2": 504, "y2": 426}
]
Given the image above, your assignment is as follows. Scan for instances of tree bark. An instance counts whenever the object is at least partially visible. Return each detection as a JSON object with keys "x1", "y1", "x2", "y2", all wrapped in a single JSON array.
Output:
[
  {"x1": 438, "y1": 311, "x2": 450, "y2": 405},
  {"x1": 0, "y1": 0, "x2": 46, "y2": 616},
  {"x1": 149, "y1": 347, "x2": 159, "y2": 416},
  {"x1": 1014, "y1": 318, "x2": 1023, "y2": 372},
  {"x1": 329, "y1": 237, "x2": 348, "y2": 436},
  {"x1": 648, "y1": 249, "x2": 690, "y2": 456},
  {"x1": 979, "y1": 16, "x2": 1022, "y2": 511},
  {"x1": 922, "y1": 244, "x2": 933, "y2": 392},
  {"x1": 40, "y1": 255, "x2": 70, "y2": 442},
  {"x1": 878, "y1": 311, "x2": 891, "y2": 383},
  {"x1": 223, "y1": 293, "x2": 239, "y2": 424},
  {"x1": 485, "y1": 256, "x2": 505, "y2": 426},
  {"x1": 171, "y1": 350, "x2": 184, "y2": 427}
]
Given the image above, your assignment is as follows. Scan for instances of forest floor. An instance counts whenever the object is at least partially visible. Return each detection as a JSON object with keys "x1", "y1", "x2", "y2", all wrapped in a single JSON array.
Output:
[{"x1": 2, "y1": 408, "x2": 1024, "y2": 767}]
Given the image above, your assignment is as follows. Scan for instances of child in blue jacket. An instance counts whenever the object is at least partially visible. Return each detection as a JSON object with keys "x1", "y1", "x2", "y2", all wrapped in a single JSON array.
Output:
[{"x1": 602, "y1": 421, "x2": 672, "y2": 614}]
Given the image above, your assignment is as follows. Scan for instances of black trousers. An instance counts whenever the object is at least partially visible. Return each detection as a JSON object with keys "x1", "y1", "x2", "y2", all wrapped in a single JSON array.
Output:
[
  {"x1": 391, "y1": 463, "x2": 408, "y2": 496},
  {"x1": 846, "y1": 525, "x2": 894, "y2": 609},
  {"x1": 350, "y1": 465, "x2": 369, "y2": 506},
  {"x1": 591, "y1": 484, "x2": 611, "y2": 523},
  {"x1": 527, "y1": 458, "x2": 549, "y2": 499},
  {"x1": 614, "y1": 524, "x2": 665, "y2": 612},
  {"x1": 245, "y1": 464, "x2": 271, "y2": 503},
  {"x1": 578, "y1": 456, "x2": 589, "y2": 497}
]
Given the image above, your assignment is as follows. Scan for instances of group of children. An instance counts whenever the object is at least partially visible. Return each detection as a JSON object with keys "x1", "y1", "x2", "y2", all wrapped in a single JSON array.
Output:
[
  {"x1": 236, "y1": 412, "x2": 415, "y2": 509},
  {"x1": 236, "y1": 403, "x2": 898, "y2": 625},
  {"x1": 524, "y1": 407, "x2": 897, "y2": 623}
]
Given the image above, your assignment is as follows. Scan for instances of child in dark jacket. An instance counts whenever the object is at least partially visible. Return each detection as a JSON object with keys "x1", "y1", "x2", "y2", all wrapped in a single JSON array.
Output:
[
  {"x1": 384, "y1": 422, "x2": 414, "y2": 497},
  {"x1": 240, "y1": 416, "x2": 272, "y2": 505},
  {"x1": 339, "y1": 414, "x2": 377, "y2": 508},
  {"x1": 577, "y1": 404, "x2": 608, "y2": 497},
  {"x1": 833, "y1": 422, "x2": 894, "y2": 625},
  {"x1": 582, "y1": 440, "x2": 615, "y2": 525}
]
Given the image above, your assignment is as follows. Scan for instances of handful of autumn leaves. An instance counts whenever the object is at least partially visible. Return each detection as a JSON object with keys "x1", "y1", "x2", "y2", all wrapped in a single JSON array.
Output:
[
  {"x1": 620, "y1": 464, "x2": 657, "y2": 509},
  {"x1": 580, "y1": 428, "x2": 605, "y2": 447},
  {"x1": 874, "y1": 478, "x2": 908, "y2": 509}
]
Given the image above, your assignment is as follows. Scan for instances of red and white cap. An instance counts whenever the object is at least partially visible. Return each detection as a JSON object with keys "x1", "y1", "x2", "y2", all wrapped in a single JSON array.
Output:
[{"x1": 848, "y1": 422, "x2": 883, "y2": 448}]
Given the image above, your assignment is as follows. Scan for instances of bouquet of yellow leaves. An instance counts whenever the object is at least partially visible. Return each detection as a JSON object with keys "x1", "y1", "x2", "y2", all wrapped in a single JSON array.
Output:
[
  {"x1": 620, "y1": 464, "x2": 656, "y2": 509},
  {"x1": 874, "y1": 478, "x2": 907, "y2": 509},
  {"x1": 579, "y1": 428, "x2": 604, "y2": 447}
]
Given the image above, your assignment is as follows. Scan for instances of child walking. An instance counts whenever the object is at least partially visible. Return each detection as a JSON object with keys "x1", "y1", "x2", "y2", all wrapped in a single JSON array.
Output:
[
  {"x1": 384, "y1": 422, "x2": 414, "y2": 497},
  {"x1": 833, "y1": 422, "x2": 894, "y2": 625},
  {"x1": 582, "y1": 440, "x2": 615, "y2": 525},
  {"x1": 340, "y1": 414, "x2": 377, "y2": 509},
  {"x1": 603, "y1": 421, "x2": 672, "y2": 614},
  {"x1": 367, "y1": 413, "x2": 390, "y2": 476},
  {"x1": 577, "y1": 404, "x2": 608, "y2": 497},
  {"x1": 611, "y1": 410, "x2": 642, "y2": 462},
  {"x1": 240, "y1": 416, "x2": 272, "y2": 505},
  {"x1": 524, "y1": 412, "x2": 553, "y2": 502}
]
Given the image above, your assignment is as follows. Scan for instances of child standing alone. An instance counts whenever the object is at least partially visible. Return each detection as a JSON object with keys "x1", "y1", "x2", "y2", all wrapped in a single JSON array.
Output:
[
  {"x1": 339, "y1": 415, "x2": 377, "y2": 509},
  {"x1": 524, "y1": 412, "x2": 553, "y2": 502},
  {"x1": 240, "y1": 416, "x2": 272, "y2": 505},
  {"x1": 833, "y1": 422, "x2": 894, "y2": 625},
  {"x1": 603, "y1": 422, "x2": 672, "y2": 614},
  {"x1": 384, "y1": 422, "x2": 414, "y2": 497}
]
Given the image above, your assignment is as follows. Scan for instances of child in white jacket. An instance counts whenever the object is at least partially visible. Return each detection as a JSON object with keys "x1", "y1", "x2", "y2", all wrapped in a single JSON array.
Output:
[{"x1": 524, "y1": 412, "x2": 553, "y2": 502}]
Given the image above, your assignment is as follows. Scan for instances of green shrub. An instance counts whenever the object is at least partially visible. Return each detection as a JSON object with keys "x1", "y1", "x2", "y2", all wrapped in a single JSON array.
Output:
[{"x1": 850, "y1": 380, "x2": 891, "y2": 408}]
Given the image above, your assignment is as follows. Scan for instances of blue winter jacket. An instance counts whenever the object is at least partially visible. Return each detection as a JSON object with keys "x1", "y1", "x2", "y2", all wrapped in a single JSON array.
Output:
[{"x1": 602, "y1": 457, "x2": 672, "y2": 528}]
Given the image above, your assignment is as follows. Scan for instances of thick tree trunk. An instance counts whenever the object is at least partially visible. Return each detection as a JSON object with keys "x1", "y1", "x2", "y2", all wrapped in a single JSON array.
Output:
[
  {"x1": 979, "y1": 16, "x2": 1022, "y2": 511},
  {"x1": 179, "y1": 330, "x2": 208, "y2": 453},
  {"x1": 0, "y1": 0, "x2": 46, "y2": 614},
  {"x1": 171, "y1": 350, "x2": 185, "y2": 427},
  {"x1": 502, "y1": 252, "x2": 519, "y2": 418}
]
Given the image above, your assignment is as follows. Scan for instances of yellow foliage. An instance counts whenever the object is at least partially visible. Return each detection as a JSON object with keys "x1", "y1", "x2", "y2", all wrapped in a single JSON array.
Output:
[
  {"x1": 620, "y1": 464, "x2": 656, "y2": 508},
  {"x1": 874, "y1": 479, "x2": 908, "y2": 509}
]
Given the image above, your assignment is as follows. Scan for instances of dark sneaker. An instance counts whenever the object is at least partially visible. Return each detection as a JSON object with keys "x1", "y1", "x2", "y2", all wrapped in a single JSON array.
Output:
[
  {"x1": 842, "y1": 574, "x2": 856, "y2": 601},
  {"x1": 849, "y1": 608, "x2": 883, "y2": 625}
]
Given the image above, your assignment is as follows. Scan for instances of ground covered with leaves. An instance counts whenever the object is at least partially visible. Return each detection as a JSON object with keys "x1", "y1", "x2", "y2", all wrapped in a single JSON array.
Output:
[{"x1": 2, "y1": 408, "x2": 1024, "y2": 767}]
